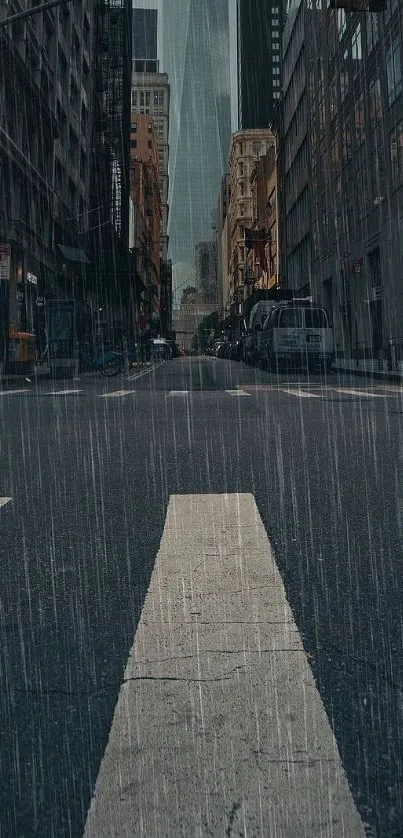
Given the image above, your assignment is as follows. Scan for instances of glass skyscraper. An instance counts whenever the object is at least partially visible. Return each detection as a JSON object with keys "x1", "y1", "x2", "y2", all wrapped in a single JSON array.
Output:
[{"x1": 132, "y1": 0, "x2": 231, "y2": 267}]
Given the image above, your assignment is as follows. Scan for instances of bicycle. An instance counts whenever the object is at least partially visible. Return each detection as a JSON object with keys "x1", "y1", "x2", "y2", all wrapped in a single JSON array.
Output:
[{"x1": 79, "y1": 343, "x2": 124, "y2": 377}]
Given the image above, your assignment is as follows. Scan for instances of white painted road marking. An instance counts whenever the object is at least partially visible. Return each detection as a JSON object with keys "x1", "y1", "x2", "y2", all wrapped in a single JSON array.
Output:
[
  {"x1": 225, "y1": 389, "x2": 250, "y2": 396},
  {"x1": 127, "y1": 361, "x2": 164, "y2": 381},
  {"x1": 168, "y1": 390, "x2": 189, "y2": 396},
  {"x1": 0, "y1": 497, "x2": 11, "y2": 508},
  {"x1": 334, "y1": 387, "x2": 386, "y2": 398},
  {"x1": 84, "y1": 493, "x2": 366, "y2": 838},
  {"x1": 45, "y1": 390, "x2": 83, "y2": 396},
  {"x1": 0, "y1": 389, "x2": 30, "y2": 395},
  {"x1": 282, "y1": 388, "x2": 321, "y2": 398},
  {"x1": 100, "y1": 390, "x2": 136, "y2": 398}
]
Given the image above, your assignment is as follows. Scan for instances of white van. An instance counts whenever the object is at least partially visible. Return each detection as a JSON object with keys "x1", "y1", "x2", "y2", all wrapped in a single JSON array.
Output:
[
  {"x1": 259, "y1": 302, "x2": 334, "y2": 372},
  {"x1": 243, "y1": 300, "x2": 284, "y2": 365}
]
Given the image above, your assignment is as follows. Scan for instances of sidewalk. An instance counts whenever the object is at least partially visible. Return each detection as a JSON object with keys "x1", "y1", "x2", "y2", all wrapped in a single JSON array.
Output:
[
  {"x1": 0, "y1": 363, "x2": 51, "y2": 384},
  {"x1": 334, "y1": 357, "x2": 403, "y2": 383}
]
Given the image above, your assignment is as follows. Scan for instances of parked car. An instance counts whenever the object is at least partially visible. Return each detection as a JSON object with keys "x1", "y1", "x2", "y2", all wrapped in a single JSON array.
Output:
[{"x1": 258, "y1": 300, "x2": 334, "y2": 373}]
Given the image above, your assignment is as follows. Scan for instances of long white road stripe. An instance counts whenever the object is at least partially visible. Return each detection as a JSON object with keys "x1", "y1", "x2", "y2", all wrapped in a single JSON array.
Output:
[
  {"x1": 282, "y1": 388, "x2": 321, "y2": 398},
  {"x1": 84, "y1": 493, "x2": 365, "y2": 838},
  {"x1": 0, "y1": 389, "x2": 30, "y2": 395},
  {"x1": 334, "y1": 387, "x2": 386, "y2": 398},
  {"x1": 100, "y1": 390, "x2": 136, "y2": 398},
  {"x1": 45, "y1": 389, "x2": 83, "y2": 396},
  {"x1": 225, "y1": 389, "x2": 250, "y2": 396},
  {"x1": 168, "y1": 390, "x2": 189, "y2": 396},
  {"x1": 0, "y1": 497, "x2": 11, "y2": 508}
]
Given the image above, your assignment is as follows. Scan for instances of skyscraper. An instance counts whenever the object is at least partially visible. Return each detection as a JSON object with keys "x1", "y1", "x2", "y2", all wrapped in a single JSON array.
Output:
[
  {"x1": 166, "y1": 0, "x2": 231, "y2": 265},
  {"x1": 133, "y1": 8, "x2": 158, "y2": 60},
  {"x1": 132, "y1": 0, "x2": 231, "y2": 268},
  {"x1": 237, "y1": 0, "x2": 285, "y2": 130}
]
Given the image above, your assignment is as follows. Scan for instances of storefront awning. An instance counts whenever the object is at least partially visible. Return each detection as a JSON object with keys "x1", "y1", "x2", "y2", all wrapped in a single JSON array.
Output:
[{"x1": 58, "y1": 245, "x2": 90, "y2": 264}]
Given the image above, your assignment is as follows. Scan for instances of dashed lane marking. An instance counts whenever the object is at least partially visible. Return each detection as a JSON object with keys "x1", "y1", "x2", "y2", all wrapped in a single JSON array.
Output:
[
  {"x1": 281, "y1": 388, "x2": 321, "y2": 398},
  {"x1": 84, "y1": 493, "x2": 366, "y2": 838},
  {"x1": 44, "y1": 390, "x2": 83, "y2": 396},
  {"x1": 0, "y1": 497, "x2": 12, "y2": 508},
  {"x1": 334, "y1": 387, "x2": 387, "y2": 398},
  {"x1": 168, "y1": 390, "x2": 189, "y2": 396},
  {"x1": 100, "y1": 390, "x2": 136, "y2": 398},
  {"x1": 225, "y1": 389, "x2": 251, "y2": 396},
  {"x1": 0, "y1": 389, "x2": 30, "y2": 395}
]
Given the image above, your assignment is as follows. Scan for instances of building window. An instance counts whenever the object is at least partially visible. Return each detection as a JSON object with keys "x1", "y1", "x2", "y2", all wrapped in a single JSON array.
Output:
[
  {"x1": 355, "y1": 92, "x2": 365, "y2": 145},
  {"x1": 390, "y1": 120, "x2": 403, "y2": 189},
  {"x1": 148, "y1": 122, "x2": 152, "y2": 132},
  {"x1": 342, "y1": 116, "x2": 352, "y2": 163},
  {"x1": 369, "y1": 77, "x2": 382, "y2": 127},
  {"x1": 132, "y1": 121, "x2": 137, "y2": 132},
  {"x1": 352, "y1": 23, "x2": 362, "y2": 79},
  {"x1": 154, "y1": 91, "x2": 164, "y2": 106},
  {"x1": 239, "y1": 142, "x2": 243, "y2": 155},
  {"x1": 273, "y1": 55, "x2": 280, "y2": 63},
  {"x1": 130, "y1": 139, "x2": 137, "y2": 148},
  {"x1": 239, "y1": 162, "x2": 244, "y2": 176},
  {"x1": 273, "y1": 92, "x2": 280, "y2": 99},
  {"x1": 340, "y1": 49, "x2": 349, "y2": 101},
  {"x1": 273, "y1": 67, "x2": 280, "y2": 75},
  {"x1": 337, "y1": 9, "x2": 346, "y2": 39},
  {"x1": 366, "y1": 15, "x2": 379, "y2": 53},
  {"x1": 148, "y1": 139, "x2": 152, "y2": 148},
  {"x1": 386, "y1": 37, "x2": 402, "y2": 104}
]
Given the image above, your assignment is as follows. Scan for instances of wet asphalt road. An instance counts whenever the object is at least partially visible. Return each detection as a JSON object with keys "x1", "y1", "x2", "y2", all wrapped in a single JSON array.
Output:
[{"x1": 0, "y1": 356, "x2": 403, "y2": 837}]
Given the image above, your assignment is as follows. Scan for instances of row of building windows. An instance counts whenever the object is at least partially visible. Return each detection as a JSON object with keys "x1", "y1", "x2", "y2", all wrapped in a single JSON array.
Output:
[{"x1": 131, "y1": 90, "x2": 165, "y2": 109}]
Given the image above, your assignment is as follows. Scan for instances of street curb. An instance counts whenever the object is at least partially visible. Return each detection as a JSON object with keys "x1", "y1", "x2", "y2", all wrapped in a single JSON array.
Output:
[{"x1": 334, "y1": 365, "x2": 403, "y2": 384}]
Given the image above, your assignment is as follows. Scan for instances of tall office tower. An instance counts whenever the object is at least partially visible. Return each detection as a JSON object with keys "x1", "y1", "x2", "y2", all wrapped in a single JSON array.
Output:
[
  {"x1": 164, "y1": 0, "x2": 231, "y2": 266},
  {"x1": 90, "y1": 0, "x2": 132, "y2": 335},
  {"x1": 237, "y1": 0, "x2": 286, "y2": 129},
  {"x1": 133, "y1": 8, "x2": 158, "y2": 61}
]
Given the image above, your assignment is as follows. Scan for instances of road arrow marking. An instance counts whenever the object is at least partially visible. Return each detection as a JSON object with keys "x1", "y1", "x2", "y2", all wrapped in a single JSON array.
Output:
[{"x1": 0, "y1": 497, "x2": 11, "y2": 508}]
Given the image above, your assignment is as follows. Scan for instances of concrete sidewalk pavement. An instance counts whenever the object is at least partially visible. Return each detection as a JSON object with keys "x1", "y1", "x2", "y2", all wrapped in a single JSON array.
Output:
[{"x1": 334, "y1": 357, "x2": 403, "y2": 382}]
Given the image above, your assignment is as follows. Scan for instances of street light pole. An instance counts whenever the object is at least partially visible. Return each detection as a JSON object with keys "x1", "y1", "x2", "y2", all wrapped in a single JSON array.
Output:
[{"x1": 0, "y1": 0, "x2": 75, "y2": 27}]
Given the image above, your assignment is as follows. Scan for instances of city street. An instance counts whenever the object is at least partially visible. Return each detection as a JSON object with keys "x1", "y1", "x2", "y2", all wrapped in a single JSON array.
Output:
[{"x1": 1, "y1": 356, "x2": 403, "y2": 836}]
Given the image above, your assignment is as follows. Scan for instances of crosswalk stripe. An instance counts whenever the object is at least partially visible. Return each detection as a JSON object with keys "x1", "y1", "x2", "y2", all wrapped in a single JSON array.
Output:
[
  {"x1": 0, "y1": 389, "x2": 30, "y2": 395},
  {"x1": 0, "y1": 497, "x2": 11, "y2": 508},
  {"x1": 282, "y1": 388, "x2": 321, "y2": 398},
  {"x1": 84, "y1": 493, "x2": 366, "y2": 838},
  {"x1": 225, "y1": 389, "x2": 250, "y2": 396},
  {"x1": 100, "y1": 390, "x2": 136, "y2": 398},
  {"x1": 44, "y1": 390, "x2": 83, "y2": 396},
  {"x1": 334, "y1": 388, "x2": 386, "y2": 398}
]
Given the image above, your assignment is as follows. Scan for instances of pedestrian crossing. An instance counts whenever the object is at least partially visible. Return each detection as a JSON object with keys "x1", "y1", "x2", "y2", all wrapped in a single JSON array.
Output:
[{"x1": 0, "y1": 383, "x2": 402, "y2": 400}]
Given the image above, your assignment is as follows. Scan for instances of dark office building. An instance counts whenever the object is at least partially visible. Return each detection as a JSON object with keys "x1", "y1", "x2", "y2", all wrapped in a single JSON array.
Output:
[
  {"x1": 133, "y1": 8, "x2": 158, "y2": 61},
  {"x1": 89, "y1": 0, "x2": 132, "y2": 338},
  {"x1": 237, "y1": 0, "x2": 285, "y2": 129}
]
